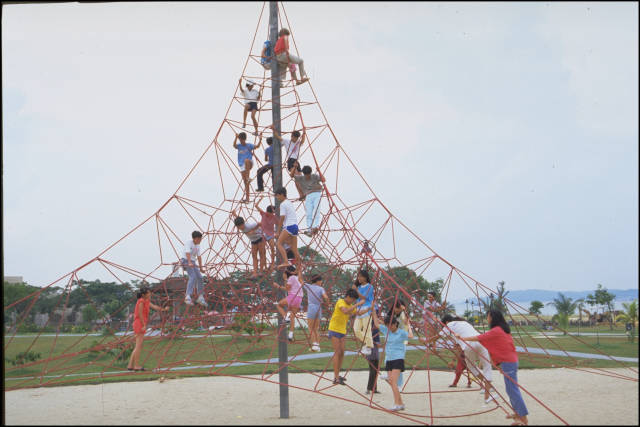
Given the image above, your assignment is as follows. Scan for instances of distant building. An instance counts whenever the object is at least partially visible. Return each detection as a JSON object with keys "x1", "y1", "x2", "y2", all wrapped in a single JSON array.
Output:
[{"x1": 4, "y1": 276, "x2": 24, "y2": 284}]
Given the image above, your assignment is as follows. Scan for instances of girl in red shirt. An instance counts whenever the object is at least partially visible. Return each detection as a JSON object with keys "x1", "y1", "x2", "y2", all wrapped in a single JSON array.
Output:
[
  {"x1": 274, "y1": 28, "x2": 308, "y2": 86},
  {"x1": 457, "y1": 310, "x2": 529, "y2": 426},
  {"x1": 127, "y1": 286, "x2": 168, "y2": 372}
]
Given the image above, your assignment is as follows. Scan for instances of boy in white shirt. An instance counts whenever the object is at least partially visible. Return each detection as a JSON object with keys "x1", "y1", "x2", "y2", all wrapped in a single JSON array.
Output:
[
  {"x1": 268, "y1": 125, "x2": 306, "y2": 199},
  {"x1": 238, "y1": 79, "x2": 262, "y2": 136},
  {"x1": 180, "y1": 231, "x2": 207, "y2": 307},
  {"x1": 274, "y1": 187, "x2": 301, "y2": 269}
]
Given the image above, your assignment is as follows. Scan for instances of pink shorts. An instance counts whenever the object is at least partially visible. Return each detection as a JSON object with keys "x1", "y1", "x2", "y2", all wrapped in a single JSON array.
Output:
[{"x1": 286, "y1": 294, "x2": 302, "y2": 308}]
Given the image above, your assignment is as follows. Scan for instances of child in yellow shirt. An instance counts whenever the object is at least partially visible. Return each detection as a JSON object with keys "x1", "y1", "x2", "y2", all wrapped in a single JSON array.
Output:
[{"x1": 328, "y1": 288, "x2": 366, "y2": 385}]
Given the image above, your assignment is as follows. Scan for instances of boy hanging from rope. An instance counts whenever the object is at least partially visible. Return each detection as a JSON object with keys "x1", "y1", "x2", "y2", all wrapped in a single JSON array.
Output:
[
  {"x1": 233, "y1": 131, "x2": 262, "y2": 203},
  {"x1": 268, "y1": 124, "x2": 306, "y2": 200},
  {"x1": 238, "y1": 79, "x2": 262, "y2": 136},
  {"x1": 231, "y1": 208, "x2": 267, "y2": 277}
]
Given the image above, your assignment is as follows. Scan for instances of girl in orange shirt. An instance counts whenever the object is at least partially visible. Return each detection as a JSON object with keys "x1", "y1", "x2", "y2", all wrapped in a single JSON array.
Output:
[{"x1": 127, "y1": 286, "x2": 168, "y2": 371}]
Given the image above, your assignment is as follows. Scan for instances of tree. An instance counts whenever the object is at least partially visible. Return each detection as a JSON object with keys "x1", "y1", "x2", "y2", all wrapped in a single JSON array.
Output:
[
  {"x1": 81, "y1": 304, "x2": 98, "y2": 328},
  {"x1": 616, "y1": 300, "x2": 638, "y2": 343},
  {"x1": 593, "y1": 284, "x2": 616, "y2": 330},
  {"x1": 547, "y1": 293, "x2": 579, "y2": 335},
  {"x1": 529, "y1": 300, "x2": 544, "y2": 315}
]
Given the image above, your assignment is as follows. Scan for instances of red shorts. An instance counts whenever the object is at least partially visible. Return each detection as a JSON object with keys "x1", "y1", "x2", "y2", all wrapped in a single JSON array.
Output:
[{"x1": 133, "y1": 320, "x2": 145, "y2": 335}]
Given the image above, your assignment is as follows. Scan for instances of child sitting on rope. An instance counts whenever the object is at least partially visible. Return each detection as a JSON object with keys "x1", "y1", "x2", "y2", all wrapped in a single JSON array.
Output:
[
  {"x1": 237, "y1": 79, "x2": 262, "y2": 136},
  {"x1": 303, "y1": 274, "x2": 329, "y2": 352},
  {"x1": 290, "y1": 165, "x2": 326, "y2": 237},
  {"x1": 274, "y1": 187, "x2": 301, "y2": 269},
  {"x1": 254, "y1": 197, "x2": 277, "y2": 266},
  {"x1": 372, "y1": 300, "x2": 414, "y2": 412},
  {"x1": 233, "y1": 131, "x2": 262, "y2": 203},
  {"x1": 274, "y1": 28, "x2": 309, "y2": 86},
  {"x1": 231, "y1": 209, "x2": 266, "y2": 277},
  {"x1": 272, "y1": 265, "x2": 305, "y2": 341},
  {"x1": 328, "y1": 288, "x2": 365, "y2": 385},
  {"x1": 260, "y1": 39, "x2": 299, "y2": 84}
]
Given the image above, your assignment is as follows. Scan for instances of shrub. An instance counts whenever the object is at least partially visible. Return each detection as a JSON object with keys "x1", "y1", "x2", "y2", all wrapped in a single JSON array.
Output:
[{"x1": 6, "y1": 350, "x2": 42, "y2": 366}]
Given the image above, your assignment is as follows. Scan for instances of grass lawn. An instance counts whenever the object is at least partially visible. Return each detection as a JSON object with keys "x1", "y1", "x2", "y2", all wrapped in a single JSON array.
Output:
[{"x1": 5, "y1": 327, "x2": 638, "y2": 390}]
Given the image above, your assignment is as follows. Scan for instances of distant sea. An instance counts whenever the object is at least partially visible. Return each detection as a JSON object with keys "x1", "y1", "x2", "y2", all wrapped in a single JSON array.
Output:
[{"x1": 448, "y1": 288, "x2": 638, "y2": 316}]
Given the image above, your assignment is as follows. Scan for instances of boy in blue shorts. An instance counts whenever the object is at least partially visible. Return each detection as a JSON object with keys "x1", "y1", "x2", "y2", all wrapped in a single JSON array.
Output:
[
  {"x1": 274, "y1": 187, "x2": 301, "y2": 269},
  {"x1": 233, "y1": 132, "x2": 262, "y2": 203}
]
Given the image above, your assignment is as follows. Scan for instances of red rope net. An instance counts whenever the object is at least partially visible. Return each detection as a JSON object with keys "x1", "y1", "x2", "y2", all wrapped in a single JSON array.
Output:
[{"x1": 4, "y1": 2, "x2": 637, "y2": 425}]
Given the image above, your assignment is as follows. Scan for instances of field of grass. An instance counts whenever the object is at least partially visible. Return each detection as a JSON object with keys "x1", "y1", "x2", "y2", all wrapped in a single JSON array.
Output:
[{"x1": 5, "y1": 326, "x2": 637, "y2": 390}]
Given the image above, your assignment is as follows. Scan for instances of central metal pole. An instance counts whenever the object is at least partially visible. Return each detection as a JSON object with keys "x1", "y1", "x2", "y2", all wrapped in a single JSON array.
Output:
[{"x1": 269, "y1": 1, "x2": 289, "y2": 419}]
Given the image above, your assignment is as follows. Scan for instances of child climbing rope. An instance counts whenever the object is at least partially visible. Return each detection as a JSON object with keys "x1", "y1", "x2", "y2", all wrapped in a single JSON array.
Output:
[
  {"x1": 303, "y1": 274, "x2": 329, "y2": 352},
  {"x1": 448, "y1": 343, "x2": 473, "y2": 388},
  {"x1": 231, "y1": 209, "x2": 266, "y2": 277},
  {"x1": 455, "y1": 310, "x2": 529, "y2": 426},
  {"x1": 291, "y1": 165, "x2": 326, "y2": 236},
  {"x1": 273, "y1": 265, "x2": 305, "y2": 342},
  {"x1": 233, "y1": 131, "x2": 262, "y2": 203},
  {"x1": 274, "y1": 28, "x2": 309, "y2": 86},
  {"x1": 429, "y1": 314, "x2": 494, "y2": 404},
  {"x1": 181, "y1": 231, "x2": 207, "y2": 307},
  {"x1": 255, "y1": 136, "x2": 274, "y2": 193},
  {"x1": 254, "y1": 198, "x2": 277, "y2": 266},
  {"x1": 372, "y1": 301, "x2": 414, "y2": 412},
  {"x1": 274, "y1": 187, "x2": 301, "y2": 269},
  {"x1": 268, "y1": 124, "x2": 305, "y2": 180},
  {"x1": 238, "y1": 79, "x2": 262, "y2": 136},
  {"x1": 423, "y1": 291, "x2": 446, "y2": 350},
  {"x1": 365, "y1": 304, "x2": 383, "y2": 395},
  {"x1": 328, "y1": 288, "x2": 365, "y2": 385},
  {"x1": 352, "y1": 269, "x2": 375, "y2": 356},
  {"x1": 127, "y1": 286, "x2": 169, "y2": 372}
]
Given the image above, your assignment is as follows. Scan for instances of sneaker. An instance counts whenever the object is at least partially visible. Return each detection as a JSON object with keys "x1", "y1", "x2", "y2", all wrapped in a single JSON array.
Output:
[
  {"x1": 255, "y1": 188, "x2": 264, "y2": 192},
  {"x1": 302, "y1": 230, "x2": 313, "y2": 237},
  {"x1": 485, "y1": 394, "x2": 497, "y2": 404},
  {"x1": 397, "y1": 404, "x2": 405, "y2": 411},
  {"x1": 288, "y1": 331, "x2": 294, "y2": 341},
  {"x1": 196, "y1": 296, "x2": 207, "y2": 306},
  {"x1": 311, "y1": 343, "x2": 320, "y2": 352},
  {"x1": 185, "y1": 296, "x2": 194, "y2": 306},
  {"x1": 361, "y1": 346, "x2": 372, "y2": 356},
  {"x1": 365, "y1": 389, "x2": 371, "y2": 395},
  {"x1": 379, "y1": 372, "x2": 388, "y2": 380},
  {"x1": 389, "y1": 405, "x2": 401, "y2": 412},
  {"x1": 333, "y1": 377, "x2": 346, "y2": 385}
]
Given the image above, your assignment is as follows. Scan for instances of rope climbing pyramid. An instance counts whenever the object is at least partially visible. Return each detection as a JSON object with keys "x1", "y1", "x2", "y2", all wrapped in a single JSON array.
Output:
[{"x1": 4, "y1": 2, "x2": 637, "y2": 425}]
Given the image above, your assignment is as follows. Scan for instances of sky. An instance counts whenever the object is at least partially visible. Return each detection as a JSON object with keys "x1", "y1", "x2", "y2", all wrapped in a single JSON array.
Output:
[{"x1": 2, "y1": 2, "x2": 638, "y2": 299}]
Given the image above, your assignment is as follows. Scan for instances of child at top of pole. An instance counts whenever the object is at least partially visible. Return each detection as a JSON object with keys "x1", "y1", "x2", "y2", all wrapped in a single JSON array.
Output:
[
  {"x1": 254, "y1": 197, "x2": 278, "y2": 266},
  {"x1": 273, "y1": 187, "x2": 301, "y2": 269},
  {"x1": 127, "y1": 286, "x2": 169, "y2": 372},
  {"x1": 260, "y1": 38, "x2": 298, "y2": 85},
  {"x1": 273, "y1": 28, "x2": 308, "y2": 86},
  {"x1": 303, "y1": 274, "x2": 329, "y2": 352},
  {"x1": 237, "y1": 79, "x2": 262, "y2": 136},
  {"x1": 290, "y1": 164, "x2": 326, "y2": 237},
  {"x1": 455, "y1": 310, "x2": 529, "y2": 426},
  {"x1": 328, "y1": 288, "x2": 365, "y2": 385},
  {"x1": 231, "y1": 208, "x2": 267, "y2": 277},
  {"x1": 272, "y1": 264, "x2": 305, "y2": 342},
  {"x1": 372, "y1": 300, "x2": 414, "y2": 412},
  {"x1": 233, "y1": 131, "x2": 262, "y2": 203},
  {"x1": 352, "y1": 269, "x2": 375, "y2": 356},
  {"x1": 268, "y1": 124, "x2": 305, "y2": 197}
]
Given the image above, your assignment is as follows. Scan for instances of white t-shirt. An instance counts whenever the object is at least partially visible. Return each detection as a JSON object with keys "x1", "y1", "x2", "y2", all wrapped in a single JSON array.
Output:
[
  {"x1": 282, "y1": 138, "x2": 301, "y2": 159},
  {"x1": 243, "y1": 220, "x2": 263, "y2": 242},
  {"x1": 242, "y1": 88, "x2": 259, "y2": 103},
  {"x1": 279, "y1": 199, "x2": 297, "y2": 227},
  {"x1": 183, "y1": 239, "x2": 200, "y2": 260},
  {"x1": 439, "y1": 320, "x2": 479, "y2": 351}
]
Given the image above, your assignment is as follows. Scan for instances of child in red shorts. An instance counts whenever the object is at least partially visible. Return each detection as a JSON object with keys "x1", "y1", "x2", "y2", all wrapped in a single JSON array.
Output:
[{"x1": 127, "y1": 286, "x2": 168, "y2": 371}]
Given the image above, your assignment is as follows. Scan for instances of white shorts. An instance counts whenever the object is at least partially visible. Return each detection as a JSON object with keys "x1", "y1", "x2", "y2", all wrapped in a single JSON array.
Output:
[{"x1": 239, "y1": 159, "x2": 253, "y2": 172}]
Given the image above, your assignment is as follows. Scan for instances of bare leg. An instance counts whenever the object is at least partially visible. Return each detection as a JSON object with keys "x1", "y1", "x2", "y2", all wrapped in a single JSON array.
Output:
[
  {"x1": 251, "y1": 110, "x2": 258, "y2": 134},
  {"x1": 251, "y1": 243, "x2": 258, "y2": 277},
  {"x1": 129, "y1": 334, "x2": 144, "y2": 369},
  {"x1": 331, "y1": 336, "x2": 342, "y2": 380},
  {"x1": 242, "y1": 104, "x2": 249, "y2": 128},
  {"x1": 388, "y1": 369, "x2": 403, "y2": 406},
  {"x1": 258, "y1": 240, "x2": 267, "y2": 271},
  {"x1": 291, "y1": 234, "x2": 301, "y2": 265},
  {"x1": 289, "y1": 306, "x2": 299, "y2": 335},
  {"x1": 243, "y1": 159, "x2": 252, "y2": 202},
  {"x1": 276, "y1": 230, "x2": 291, "y2": 269},
  {"x1": 276, "y1": 298, "x2": 288, "y2": 319},
  {"x1": 268, "y1": 238, "x2": 276, "y2": 264}
]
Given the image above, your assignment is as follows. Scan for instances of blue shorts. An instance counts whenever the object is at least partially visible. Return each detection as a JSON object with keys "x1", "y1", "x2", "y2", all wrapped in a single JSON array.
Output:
[
  {"x1": 285, "y1": 224, "x2": 299, "y2": 236},
  {"x1": 246, "y1": 102, "x2": 258, "y2": 111},
  {"x1": 307, "y1": 304, "x2": 322, "y2": 320},
  {"x1": 328, "y1": 330, "x2": 345, "y2": 339},
  {"x1": 265, "y1": 235, "x2": 275, "y2": 241}
]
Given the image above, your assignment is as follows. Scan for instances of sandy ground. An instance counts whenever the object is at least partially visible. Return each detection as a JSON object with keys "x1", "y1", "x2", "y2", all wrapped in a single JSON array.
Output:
[{"x1": 5, "y1": 368, "x2": 638, "y2": 425}]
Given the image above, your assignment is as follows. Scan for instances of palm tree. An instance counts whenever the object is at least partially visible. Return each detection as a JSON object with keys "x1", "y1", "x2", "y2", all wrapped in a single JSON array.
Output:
[
  {"x1": 547, "y1": 293, "x2": 579, "y2": 335},
  {"x1": 616, "y1": 300, "x2": 638, "y2": 343}
]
